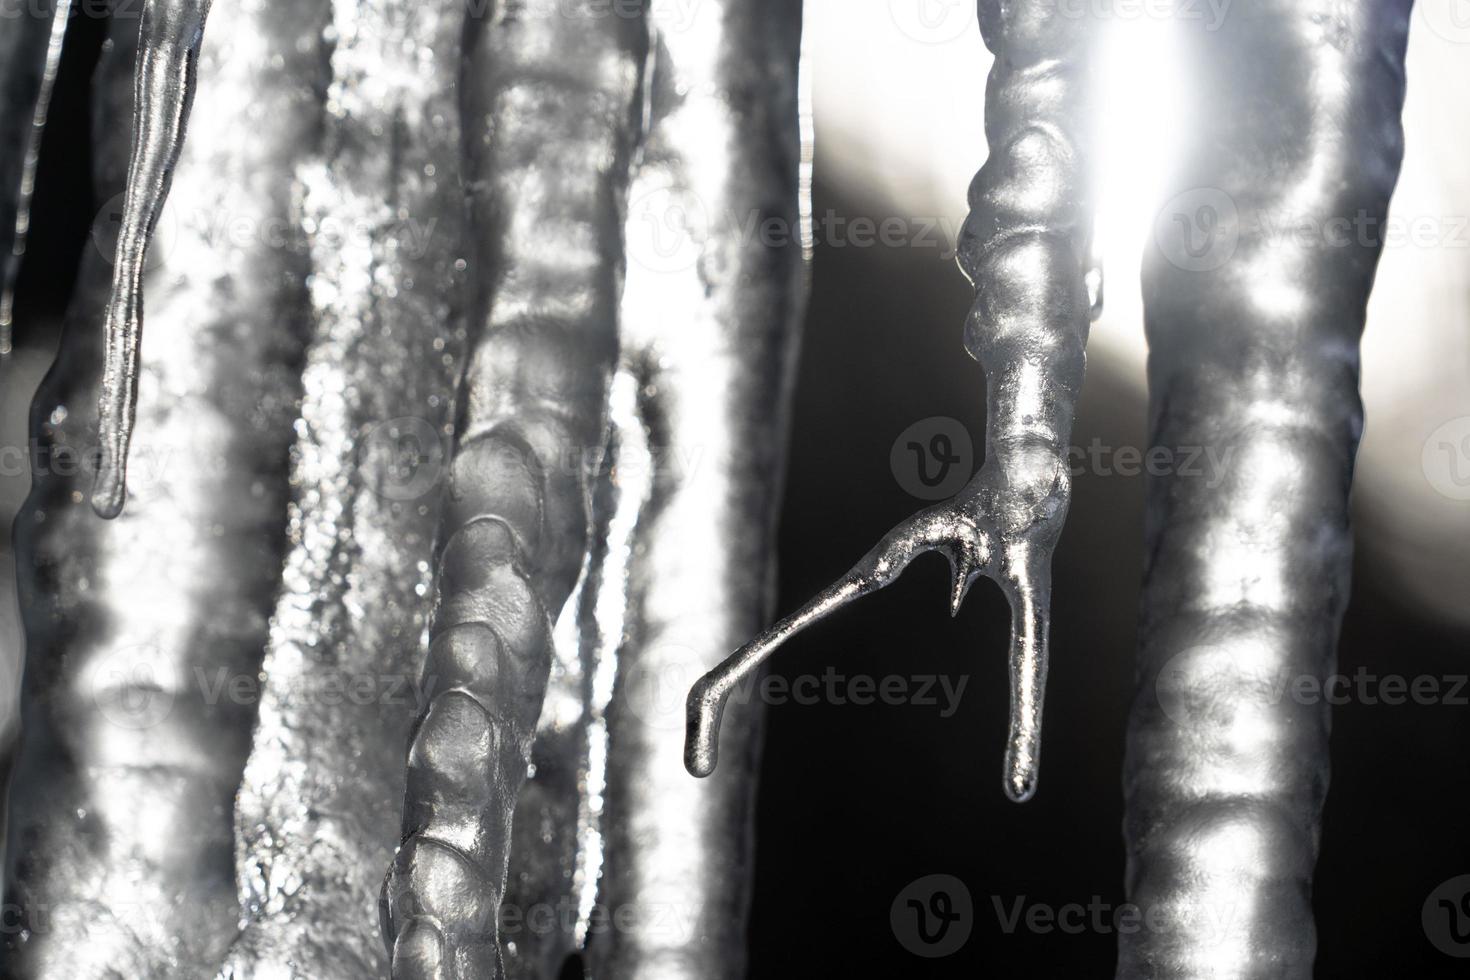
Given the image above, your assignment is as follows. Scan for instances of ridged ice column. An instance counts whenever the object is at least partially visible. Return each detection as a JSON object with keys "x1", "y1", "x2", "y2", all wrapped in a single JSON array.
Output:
[
  {"x1": 379, "y1": 3, "x2": 650, "y2": 976},
  {"x1": 1120, "y1": 2, "x2": 1413, "y2": 976}
]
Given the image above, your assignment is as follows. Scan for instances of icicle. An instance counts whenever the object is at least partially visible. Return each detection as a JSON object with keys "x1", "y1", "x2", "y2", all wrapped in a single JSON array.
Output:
[
  {"x1": 1118, "y1": 2, "x2": 1413, "y2": 975},
  {"x1": 3, "y1": 5, "x2": 314, "y2": 972},
  {"x1": 685, "y1": 0, "x2": 1099, "y2": 803},
  {"x1": 380, "y1": 4, "x2": 651, "y2": 976},
  {"x1": 579, "y1": 1, "x2": 808, "y2": 976},
  {"x1": 91, "y1": 0, "x2": 212, "y2": 518},
  {"x1": 0, "y1": 0, "x2": 72, "y2": 355},
  {"x1": 215, "y1": 0, "x2": 466, "y2": 972}
]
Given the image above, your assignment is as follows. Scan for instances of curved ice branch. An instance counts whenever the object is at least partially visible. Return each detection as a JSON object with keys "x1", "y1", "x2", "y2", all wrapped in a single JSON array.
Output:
[
  {"x1": 687, "y1": 502, "x2": 992, "y2": 773},
  {"x1": 686, "y1": 0, "x2": 1096, "y2": 803},
  {"x1": 91, "y1": 0, "x2": 212, "y2": 518},
  {"x1": 1119, "y1": 2, "x2": 1412, "y2": 976}
]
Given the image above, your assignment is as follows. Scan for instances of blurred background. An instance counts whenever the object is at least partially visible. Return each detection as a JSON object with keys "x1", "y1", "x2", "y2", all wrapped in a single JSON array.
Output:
[{"x1": 2, "y1": 1, "x2": 1468, "y2": 976}]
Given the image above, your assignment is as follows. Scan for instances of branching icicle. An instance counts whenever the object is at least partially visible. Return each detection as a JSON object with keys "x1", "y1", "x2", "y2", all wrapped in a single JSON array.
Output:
[
  {"x1": 91, "y1": 0, "x2": 212, "y2": 518},
  {"x1": 685, "y1": 0, "x2": 1098, "y2": 803}
]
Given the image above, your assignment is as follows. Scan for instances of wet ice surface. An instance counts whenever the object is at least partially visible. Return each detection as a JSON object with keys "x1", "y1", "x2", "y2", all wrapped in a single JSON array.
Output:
[{"x1": 219, "y1": 0, "x2": 468, "y2": 974}]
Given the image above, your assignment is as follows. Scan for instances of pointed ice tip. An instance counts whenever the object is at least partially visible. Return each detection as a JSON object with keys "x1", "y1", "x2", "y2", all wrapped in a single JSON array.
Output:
[
  {"x1": 90, "y1": 470, "x2": 126, "y2": 519},
  {"x1": 948, "y1": 560, "x2": 975, "y2": 617}
]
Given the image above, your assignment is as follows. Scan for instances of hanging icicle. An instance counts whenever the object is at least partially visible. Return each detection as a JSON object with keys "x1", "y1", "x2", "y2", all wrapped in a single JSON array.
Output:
[
  {"x1": 581, "y1": 1, "x2": 809, "y2": 976},
  {"x1": 1119, "y1": 2, "x2": 1414, "y2": 976},
  {"x1": 5, "y1": 3, "x2": 315, "y2": 973},
  {"x1": 685, "y1": 0, "x2": 1100, "y2": 803},
  {"x1": 217, "y1": 0, "x2": 467, "y2": 972},
  {"x1": 379, "y1": 3, "x2": 651, "y2": 976},
  {"x1": 0, "y1": 0, "x2": 1446, "y2": 974},
  {"x1": 91, "y1": 0, "x2": 212, "y2": 518}
]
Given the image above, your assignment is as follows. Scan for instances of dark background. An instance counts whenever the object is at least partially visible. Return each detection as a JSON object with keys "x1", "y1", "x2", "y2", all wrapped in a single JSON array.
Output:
[
  {"x1": 5, "y1": 11, "x2": 1470, "y2": 979},
  {"x1": 750, "y1": 174, "x2": 1470, "y2": 977}
]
